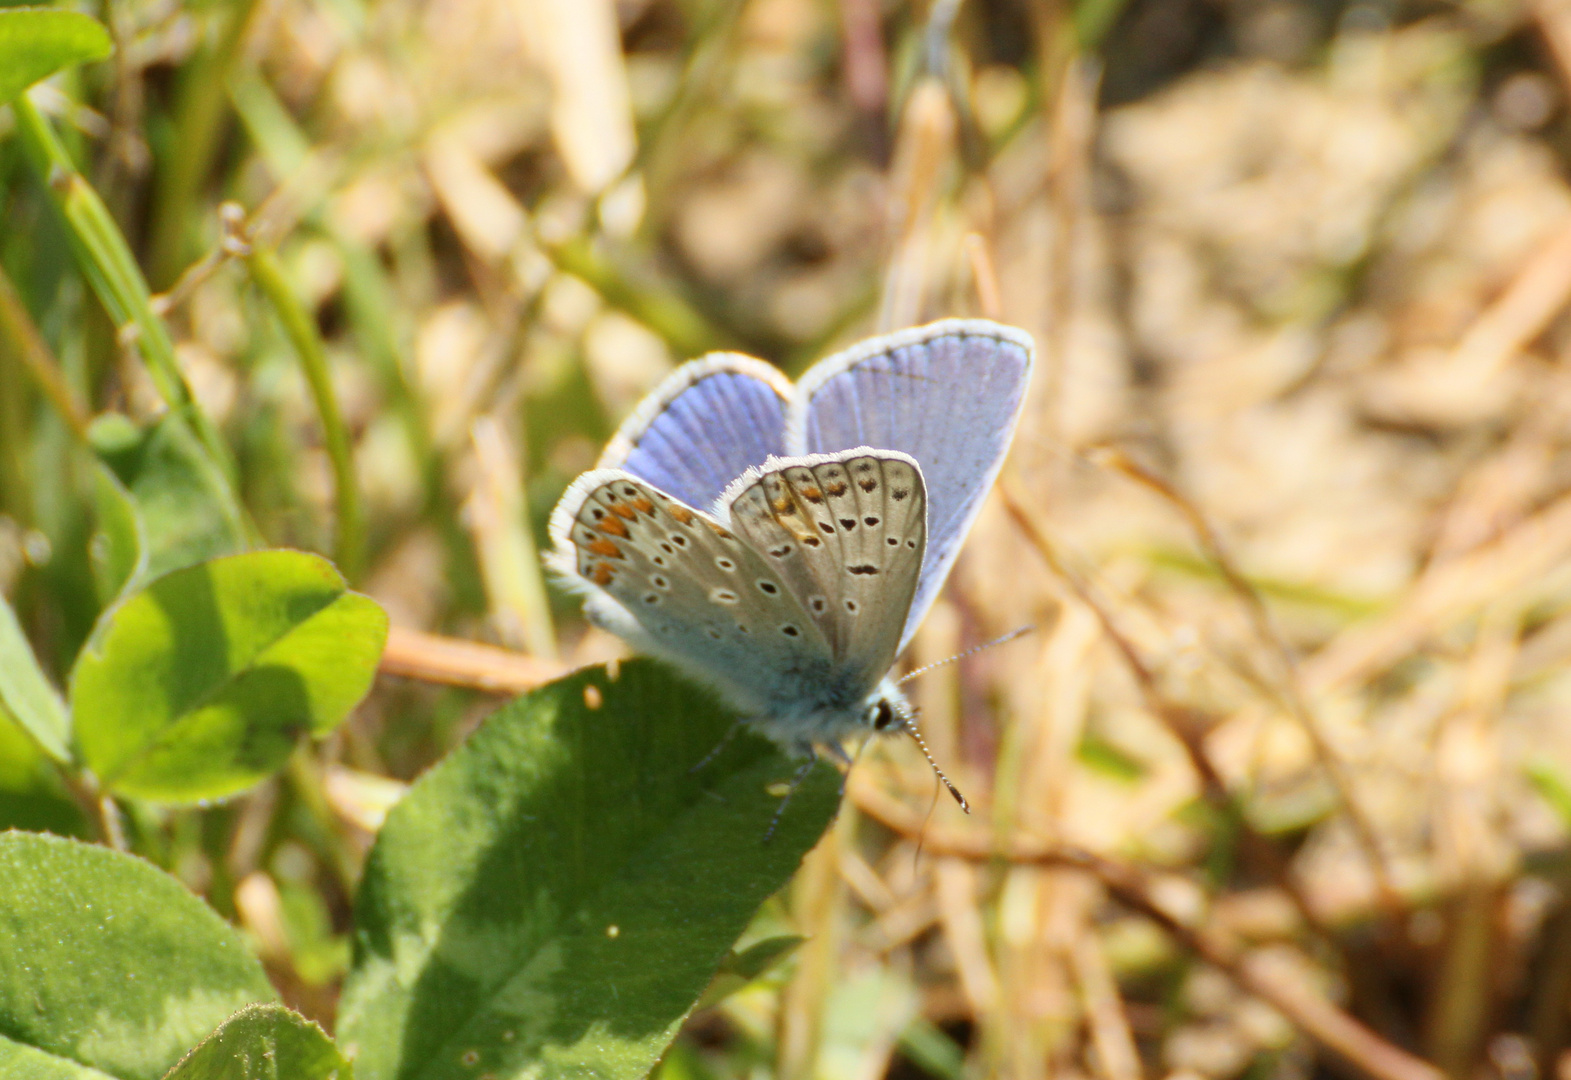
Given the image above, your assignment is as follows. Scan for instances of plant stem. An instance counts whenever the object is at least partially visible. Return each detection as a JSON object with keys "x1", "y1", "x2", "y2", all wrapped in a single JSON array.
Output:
[
  {"x1": 246, "y1": 242, "x2": 364, "y2": 581},
  {"x1": 147, "y1": 0, "x2": 263, "y2": 287},
  {"x1": 11, "y1": 93, "x2": 234, "y2": 482}
]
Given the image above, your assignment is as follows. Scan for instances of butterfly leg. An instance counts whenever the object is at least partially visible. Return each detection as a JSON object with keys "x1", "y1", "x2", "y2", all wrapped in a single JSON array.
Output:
[
  {"x1": 763, "y1": 748, "x2": 819, "y2": 843},
  {"x1": 823, "y1": 740, "x2": 859, "y2": 801},
  {"x1": 688, "y1": 719, "x2": 748, "y2": 774}
]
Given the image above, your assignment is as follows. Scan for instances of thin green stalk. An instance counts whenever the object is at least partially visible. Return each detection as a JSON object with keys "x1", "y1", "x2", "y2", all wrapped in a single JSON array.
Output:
[
  {"x1": 11, "y1": 94, "x2": 234, "y2": 482},
  {"x1": 147, "y1": 0, "x2": 263, "y2": 287},
  {"x1": 545, "y1": 235, "x2": 727, "y2": 358},
  {"x1": 246, "y1": 243, "x2": 364, "y2": 581}
]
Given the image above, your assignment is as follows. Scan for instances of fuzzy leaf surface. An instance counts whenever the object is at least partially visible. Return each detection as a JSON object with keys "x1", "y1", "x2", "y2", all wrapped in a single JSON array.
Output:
[
  {"x1": 338, "y1": 660, "x2": 839, "y2": 1080},
  {"x1": 161, "y1": 1003, "x2": 349, "y2": 1080},
  {"x1": 0, "y1": 833, "x2": 274, "y2": 1080}
]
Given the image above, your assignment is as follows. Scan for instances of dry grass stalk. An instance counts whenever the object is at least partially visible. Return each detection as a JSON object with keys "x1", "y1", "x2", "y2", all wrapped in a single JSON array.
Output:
[
  {"x1": 776, "y1": 822, "x2": 848, "y2": 1080},
  {"x1": 879, "y1": 78, "x2": 957, "y2": 331},
  {"x1": 849, "y1": 777, "x2": 1446, "y2": 1080},
  {"x1": 1303, "y1": 488, "x2": 1571, "y2": 696},
  {"x1": 378, "y1": 625, "x2": 568, "y2": 693},
  {"x1": 934, "y1": 857, "x2": 1000, "y2": 1016},
  {"x1": 466, "y1": 416, "x2": 559, "y2": 657},
  {"x1": 1093, "y1": 447, "x2": 1404, "y2": 920},
  {"x1": 513, "y1": 0, "x2": 635, "y2": 195},
  {"x1": 1446, "y1": 213, "x2": 1571, "y2": 379},
  {"x1": 1070, "y1": 913, "x2": 1145, "y2": 1080}
]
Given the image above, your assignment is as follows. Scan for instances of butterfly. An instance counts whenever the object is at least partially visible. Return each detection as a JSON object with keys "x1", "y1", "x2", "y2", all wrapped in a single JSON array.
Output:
[{"x1": 548, "y1": 318, "x2": 1034, "y2": 785}]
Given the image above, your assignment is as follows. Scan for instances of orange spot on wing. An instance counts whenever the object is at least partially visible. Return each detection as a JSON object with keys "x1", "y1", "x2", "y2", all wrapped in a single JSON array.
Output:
[
  {"x1": 772, "y1": 498, "x2": 793, "y2": 514},
  {"x1": 592, "y1": 562, "x2": 615, "y2": 585},
  {"x1": 826, "y1": 481, "x2": 848, "y2": 497},
  {"x1": 801, "y1": 486, "x2": 823, "y2": 502},
  {"x1": 669, "y1": 505, "x2": 694, "y2": 525},
  {"x1": 597, "y1": 516, "x2": 630, "y2": 538},
  {"x1": 705, "y1": 520, "x2": 733, "y2": 540},
  {"x1": 587, "y1": 538, "x2": 625, "y2": 559},
  {"x1": 632, "y1": 496, "x2": 655, "y2": 515},
  {"x1": 610, "y1": 502, "x2": 637, "y2": 519}
]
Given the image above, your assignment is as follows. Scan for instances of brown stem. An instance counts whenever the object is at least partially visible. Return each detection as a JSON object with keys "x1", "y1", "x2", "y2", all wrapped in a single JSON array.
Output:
[
  {"x1": 377, "y1": 625, "x2": 571, "y2": 694},
  {"x1": 998, "y1": 477, "x2": 1331, "y2": 935},
  {"x1": 1093, "y1": 448, "x2": 1404, "y2": 921},
  {"x1": 850, "y1": 778, "x2": 1445, "y2": 1080}
]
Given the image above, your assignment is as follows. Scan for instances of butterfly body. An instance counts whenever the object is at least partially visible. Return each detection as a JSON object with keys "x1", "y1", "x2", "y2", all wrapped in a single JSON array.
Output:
[{"x1": 549, "y1": 319, "x2": 1033, "y2": 757}]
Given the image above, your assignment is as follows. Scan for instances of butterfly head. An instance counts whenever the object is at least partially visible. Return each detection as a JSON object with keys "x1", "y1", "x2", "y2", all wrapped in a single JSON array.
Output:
[
  {"x1": 864, "y1": 680, "x2": 969, "y2": 813},
  {"x1": 867, "y1": 685, "x2": 910, "y2": 733}
]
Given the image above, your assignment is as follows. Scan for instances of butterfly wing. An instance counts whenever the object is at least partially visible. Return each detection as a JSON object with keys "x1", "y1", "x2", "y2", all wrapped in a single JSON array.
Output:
[
  {"x1": 598, "y1": 354, "x2": 793, "y2": 512},
  {"x1": 721, "y1": 449, "x2": 926, "y2": 689},
  {"x1": 549, "y1": 468, "x2": 833, "y2": 719},
  {"x1": 786, "y1": 320, "x2": 1033, "y2": 650}
]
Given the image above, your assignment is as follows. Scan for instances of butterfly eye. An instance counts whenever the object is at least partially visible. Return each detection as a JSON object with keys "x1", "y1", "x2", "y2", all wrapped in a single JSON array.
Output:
[{"x1": 871, "y1": 699, "x2": 895, "y2": 730}]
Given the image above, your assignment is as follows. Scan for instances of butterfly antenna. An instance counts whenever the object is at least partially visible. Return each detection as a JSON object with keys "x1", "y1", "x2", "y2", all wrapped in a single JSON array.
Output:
[
  {"x1": 897, "y1": 625, "x2": 1035, "y2": 686},
  {"x1": 900, "y1": 707, "x2": 968, "y2": 813}
]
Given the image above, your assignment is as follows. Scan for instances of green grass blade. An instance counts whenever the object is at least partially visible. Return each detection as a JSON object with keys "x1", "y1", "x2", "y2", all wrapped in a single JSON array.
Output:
[
  {"x1": 246, "y1": 244, "x2": 364, "y2": 582},
  {"x1": 10, "y1": 95, "x2": 236, "y2": 489}
]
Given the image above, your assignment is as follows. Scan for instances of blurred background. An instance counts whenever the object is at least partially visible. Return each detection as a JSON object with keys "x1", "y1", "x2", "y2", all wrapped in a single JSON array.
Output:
[{"x1": 12, "y1": 0, "x2": 1571, "y2": 1077}]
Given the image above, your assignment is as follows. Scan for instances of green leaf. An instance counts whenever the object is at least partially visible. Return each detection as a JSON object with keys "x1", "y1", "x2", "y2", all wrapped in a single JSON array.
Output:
[
  {"x1": 0, "y1": 832, "x2": 275, "y2": 1080},
  {"x1": 71, "y1": 550, "x2": 389, "y2": 803},
  {"x1": 0, "y1": 706, "x2": 86, "y2": 835},
  {"x1": 161, "y1": 1003, "x2": 349, "y2": 1080},
  {"x1": 0, "y1": 590, "x2": 70, "y2": 762},
  {"x1": 0, "y1": 9, "x2": 112, "y2": 106},
  {"x1": 91, "y1": 412, "x2": 249, "y2": 584},
  {"x1": 338, "y1": 660, "x2": 839, "y2": 1080},
  {"x1": 0, "y1": 1034, "x2": 119, "y2": 1080}
]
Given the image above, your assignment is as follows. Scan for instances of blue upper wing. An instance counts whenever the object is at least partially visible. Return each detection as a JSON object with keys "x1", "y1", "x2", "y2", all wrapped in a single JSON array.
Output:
[
  {"x1": 598, "y1": 354, "x2": 793, "y2": 511},
  {"x1": 786, "y1": 320, "x2": 1034, "y2": 651}
]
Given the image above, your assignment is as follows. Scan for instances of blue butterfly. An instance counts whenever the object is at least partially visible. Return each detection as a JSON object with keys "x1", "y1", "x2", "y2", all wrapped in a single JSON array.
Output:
[{"x1": 549, "y1": 319, "x2": 1034, "y2": 775}]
